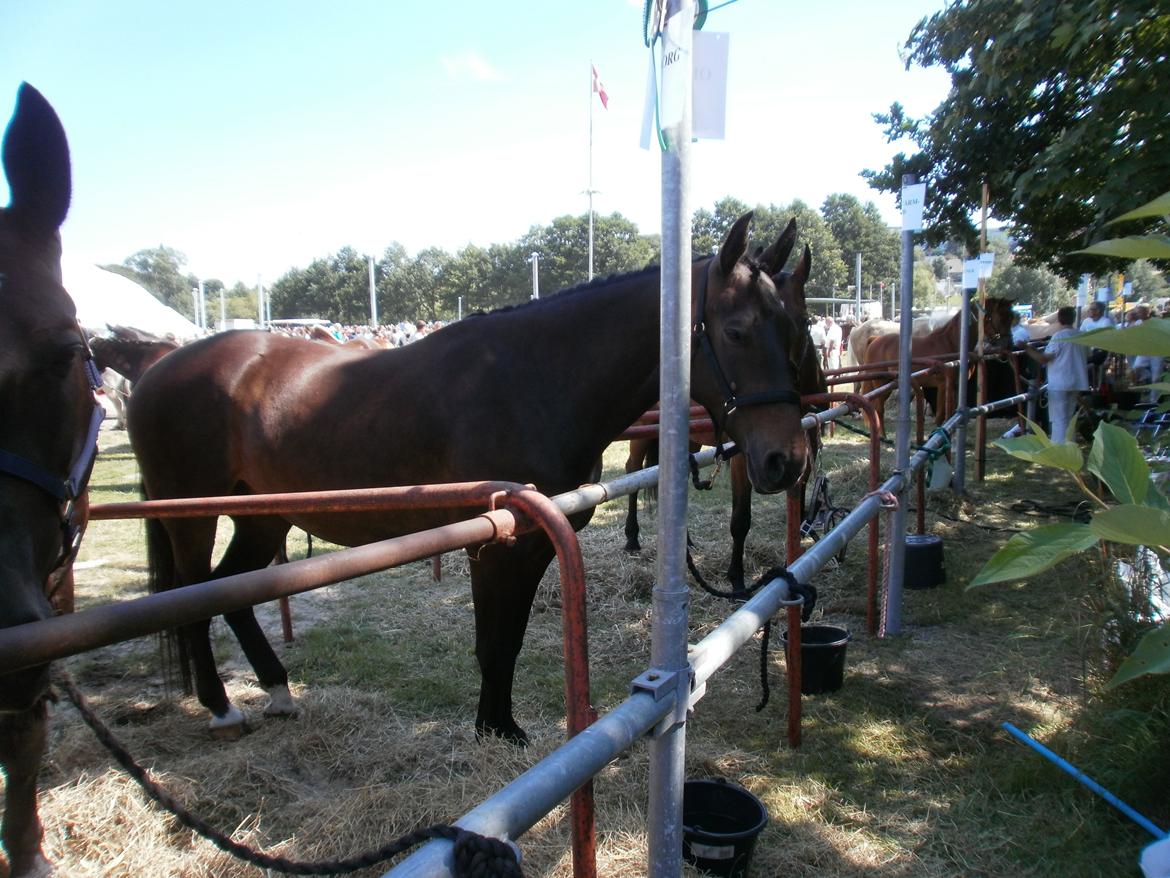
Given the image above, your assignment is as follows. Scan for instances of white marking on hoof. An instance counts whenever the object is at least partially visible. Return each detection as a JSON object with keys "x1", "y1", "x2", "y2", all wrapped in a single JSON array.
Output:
[
  {"x1": 263, "y1": 684, "x2": 298, "y2": 717},
  {"x1": 208, "y1": 704, "x2": 246, "y2": 740},
  {"x1": 14, "y1": 852, "x2": 55, "y2": 877}
]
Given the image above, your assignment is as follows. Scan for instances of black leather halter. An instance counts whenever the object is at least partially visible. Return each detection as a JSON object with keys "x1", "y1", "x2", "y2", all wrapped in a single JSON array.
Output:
[
  {"x1": 692, "y1": 258, "x2": 803, "y2": 426},
  {"x1": 0, "y1": 321, "x2": 105, "y2": 575}
]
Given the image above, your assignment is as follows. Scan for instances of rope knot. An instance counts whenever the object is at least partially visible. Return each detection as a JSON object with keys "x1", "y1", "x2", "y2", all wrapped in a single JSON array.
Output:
[{"x1": 452, "y1": 828, "x2": 524, "y2": 878}]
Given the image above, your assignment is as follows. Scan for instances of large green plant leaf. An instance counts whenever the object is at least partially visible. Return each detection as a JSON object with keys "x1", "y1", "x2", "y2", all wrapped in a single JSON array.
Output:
[
  {"x1": 1074, "y1": 235, "x2": 1170, "y2": 260},
  {"x1": 1106, "y1": 621, "x2": 1170, "y2": 688},
  {"x1": 1105, "y1": 189, "x2": 1170, "y2": 225},
  {"x1": 1090, "y1": 505, "x2": 1170, "y2": 548},
  {"x1": 1069, "y1": 320, "x2": 1170, "y2": 356},
  {"x1": 1087, "y1": 422, "x2": 1148, "y2": 504},
  {"x1": 995, "y1": 421, "x2": 1083, "y2": 472},
  {"x1": 969, "y1": 523, "x2": 1098, "y2": 587}
]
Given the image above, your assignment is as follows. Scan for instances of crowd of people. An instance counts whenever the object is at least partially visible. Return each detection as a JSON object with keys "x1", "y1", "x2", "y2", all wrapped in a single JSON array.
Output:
[{"x1": 270, "y1": 319, "x2": 448, "y2": 348}]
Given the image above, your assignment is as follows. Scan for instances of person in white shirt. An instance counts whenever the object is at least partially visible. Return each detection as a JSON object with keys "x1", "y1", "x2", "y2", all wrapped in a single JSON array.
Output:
[
  {"x1": 1079, "y1": 301, "x2": 1115, "y2": 387},
  {"x1": 823, "y1": 315, "x2": 843, "y2": 371},
  {"x1": 1025, "y1": 306, "x2": 1089, "y2": 443}
]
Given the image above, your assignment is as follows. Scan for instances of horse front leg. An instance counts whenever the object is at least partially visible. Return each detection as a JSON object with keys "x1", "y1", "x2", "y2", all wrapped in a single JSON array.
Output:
[
  {"x1": 623, "y1": 438, "x2": 648, "y2": 552},
  {"x1": 469, "y1": 535, "x2": 557, "y2": 746},
  {"x1": 0, "y1": 703, "x2": 52, "y2": 878},
  {"x1": 726, "y1": 455, "x2": 752, "y2": 591}
]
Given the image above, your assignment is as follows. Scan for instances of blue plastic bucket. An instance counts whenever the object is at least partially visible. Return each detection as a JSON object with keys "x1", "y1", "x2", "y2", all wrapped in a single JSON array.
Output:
[{"x1": 682, "y1": 779, "x2": 768, "y2": 877}]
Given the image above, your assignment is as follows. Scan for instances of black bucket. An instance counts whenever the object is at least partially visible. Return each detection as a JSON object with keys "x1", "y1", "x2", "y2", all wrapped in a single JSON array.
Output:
[
  {"x1": 682, "y1": 779, "x2": 768, "y2": 877},
  {"x1": 779, "y1": 624, "x2": 851, "y2": 695},
  {"x1": 904, "y1": 533, "x2": 946, "y2": 589}
]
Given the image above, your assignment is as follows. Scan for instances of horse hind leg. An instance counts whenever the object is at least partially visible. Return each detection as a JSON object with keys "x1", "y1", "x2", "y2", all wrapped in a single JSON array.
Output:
[{"x1": 214, "y1": 516, "x2": 297, "y2": 727}]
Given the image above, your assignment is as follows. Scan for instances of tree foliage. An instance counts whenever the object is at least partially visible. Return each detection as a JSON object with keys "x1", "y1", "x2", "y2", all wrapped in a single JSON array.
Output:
[
  {"x1": 104, "y1": 245, "x2": 199, "y2": 318},
  {"x1": 865, "y1": 0, "x2": 1170, "y2": 279}
]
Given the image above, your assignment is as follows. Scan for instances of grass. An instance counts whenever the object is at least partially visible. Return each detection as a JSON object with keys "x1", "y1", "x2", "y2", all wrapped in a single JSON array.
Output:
[{"x1": 15, "y1": 416, "x2": 1170, "y2": 877}]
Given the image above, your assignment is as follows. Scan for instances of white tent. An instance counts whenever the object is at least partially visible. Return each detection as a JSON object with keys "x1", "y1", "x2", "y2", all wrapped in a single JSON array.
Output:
[{"x1": 62, "y1": 262, "x2": 202, "y2": 340}]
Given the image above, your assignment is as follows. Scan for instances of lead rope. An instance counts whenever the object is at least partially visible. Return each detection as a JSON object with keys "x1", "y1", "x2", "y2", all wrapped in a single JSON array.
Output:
[{"x1": 53, "y1": 670, "x2": 522, "y2": 877}]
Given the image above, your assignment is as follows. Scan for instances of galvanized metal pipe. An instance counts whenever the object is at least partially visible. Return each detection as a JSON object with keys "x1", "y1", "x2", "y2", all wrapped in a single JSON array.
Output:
[{"x1": 954, "y1": 285, "x2": 972, "y2": 492}]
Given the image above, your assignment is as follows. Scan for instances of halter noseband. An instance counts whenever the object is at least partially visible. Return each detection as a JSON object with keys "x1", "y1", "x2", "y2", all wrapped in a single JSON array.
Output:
[
  {"x1": 692, "y1": 258, "x2": 803, "y2": 427},
  {"x1": 0, "y1": 321, "x2": 105, "y2": 579}
]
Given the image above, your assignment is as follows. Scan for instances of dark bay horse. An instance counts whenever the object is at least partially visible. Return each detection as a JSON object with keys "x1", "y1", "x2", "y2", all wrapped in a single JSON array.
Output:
[
  {"x1": 0, "y1": 84, "x2": 101, "y2": 878},
  {"x1": 128, "y1": 212, "x2": 811, "y2": 744},
  {"x1": 624, "y1": 224, "x2": 827, "y2": 589},
  {"x1": 862, "y1": 297, "x2": 1015, "y2": 429}
]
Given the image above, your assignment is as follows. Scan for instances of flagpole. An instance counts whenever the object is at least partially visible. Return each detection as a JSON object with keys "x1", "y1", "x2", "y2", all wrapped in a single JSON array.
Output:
[{"x1": 588, "y1": 61, "x2": 595, "y2": 282}]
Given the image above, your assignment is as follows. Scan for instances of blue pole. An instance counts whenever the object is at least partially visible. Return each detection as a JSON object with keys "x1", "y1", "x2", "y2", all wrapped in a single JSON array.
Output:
[{"x1": 1002, "y1": 722, "x2": 1167, "y2": 839}]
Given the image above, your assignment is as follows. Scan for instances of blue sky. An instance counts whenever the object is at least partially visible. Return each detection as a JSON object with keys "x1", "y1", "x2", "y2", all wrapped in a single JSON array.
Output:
[{"x1": 2, "y1": 1, "x2": 951, "y2": 287}]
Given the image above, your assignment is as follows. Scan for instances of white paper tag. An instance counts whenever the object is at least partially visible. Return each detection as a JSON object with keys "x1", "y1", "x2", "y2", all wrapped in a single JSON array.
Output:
[
  {"x1": 978, "y1": 251, "x2": 995, "y2": 278},
  {"x1": 693, "y1": 31, "x2": 728, "y2": 140},
  {"x1": 658, "y1": 7, "x2": 693, "y2": 131},
  {"x1": 962, "y1": 260, "x2": 980, "y2": 290},
  {"x1": 901, "y1": 182, "x2": 926, "y2": 231},
  {"x1": 689, "y1": 841, "x2": 735, "y2": 860}
]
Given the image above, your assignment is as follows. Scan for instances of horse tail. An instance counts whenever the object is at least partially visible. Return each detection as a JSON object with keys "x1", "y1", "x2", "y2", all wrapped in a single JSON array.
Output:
[{"x1": 143, "y1": 487, "x2": 193, "y2": 696}]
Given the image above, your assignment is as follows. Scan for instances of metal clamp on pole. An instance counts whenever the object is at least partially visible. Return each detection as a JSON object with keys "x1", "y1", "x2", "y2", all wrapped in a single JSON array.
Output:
[{"x1": 631, "y1": 666, "x2": 697, "y2": 738}]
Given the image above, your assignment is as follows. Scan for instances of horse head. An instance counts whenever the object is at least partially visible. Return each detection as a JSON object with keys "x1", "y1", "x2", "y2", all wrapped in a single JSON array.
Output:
[
  {"x1": 982, "y1": 296, "x2": 1016, "y2": 350},
  {"x1": 690, "y1": 212, "x2": 809, "y2": 494},
  {"x1": 0, "y1": 84, "x2": 93, "y2": 714}
]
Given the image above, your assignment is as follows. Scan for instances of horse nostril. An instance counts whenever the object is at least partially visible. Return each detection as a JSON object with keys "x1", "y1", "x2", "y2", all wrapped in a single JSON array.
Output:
[{"x1": 764, "y1": 450, "x2": 790, "y2": 482}]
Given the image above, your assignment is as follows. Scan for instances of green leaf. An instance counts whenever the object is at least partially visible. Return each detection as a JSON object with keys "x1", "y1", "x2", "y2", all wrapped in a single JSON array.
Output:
[
  {"x1": 1089, "y1": 505, "x2": 1170, "y2": 548},
  {"x1": 1105, "y1": 189, "x2": 1170, "y2": 225},
  {"x1": 1087, "y1": 421, "x2": 1148, "y2": 504},
  {"x1": 995, "y1": 437, "x2": 1083, "y2": 472},
  {"x1": 1067, "y1": 320, "x2": 1170, "y2": 357},
  {"x1": 1106, "y1": 621, "x2": 1170, "y2": 688},
  {"x1": 1074, "y1": 235, "x2": 1170, "y2": 260},
  {"x1": 968, "y1": 523, "x2": 1098, "y2": 587}
]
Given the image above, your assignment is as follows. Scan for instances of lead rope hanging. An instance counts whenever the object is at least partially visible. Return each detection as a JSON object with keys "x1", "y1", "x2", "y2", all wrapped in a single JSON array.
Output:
[{"x1": 54, "y1": 669, "x2": 522, "y2": 876}]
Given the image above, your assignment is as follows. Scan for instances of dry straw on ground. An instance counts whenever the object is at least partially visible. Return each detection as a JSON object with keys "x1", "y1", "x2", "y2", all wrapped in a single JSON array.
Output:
[{"x1": 11, "y1": 420, "x2": 1156, "y2": 877}]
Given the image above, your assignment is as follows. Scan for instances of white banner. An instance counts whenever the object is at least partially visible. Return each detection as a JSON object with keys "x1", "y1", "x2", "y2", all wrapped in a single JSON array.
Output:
[
  {"x1": 902, "y1": 183, "x2": 926, "y2": 231},
  {"x1": 641, "y1": 29, "x2": 728, "y2": 147}
]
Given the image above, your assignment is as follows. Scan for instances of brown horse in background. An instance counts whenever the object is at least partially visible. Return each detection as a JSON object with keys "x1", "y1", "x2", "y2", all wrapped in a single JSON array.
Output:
[
  {"x1": 861, "y1": 297, "x2": 1016, "y2": 430},
  {"x1": 624, "y1": 221, "x2": 828, "y2": 589},
  {"x1": 128, "y1": 211, "x2": 811, "y2": 745},
  {"x1": 91, "y1": 329, "x2": 181, "y2": 428},
  {"x1": 0, "y1": 84, "x2": 100, "y2": 878}
]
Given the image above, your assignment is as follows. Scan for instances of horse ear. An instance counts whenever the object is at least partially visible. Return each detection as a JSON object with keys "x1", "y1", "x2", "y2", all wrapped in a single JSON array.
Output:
[
  {"x1": 718, "y1": 211, "x2": 754, "y2": 276},
  {"x1": 794, "y1": 243, "x2": 811, "y2": 285},
  {"x1": 758, "y1": 218, "x2": 797, "y2": 275},
  {"x1": 2, "y1": 83, "x2": 71, "y2": 236}
]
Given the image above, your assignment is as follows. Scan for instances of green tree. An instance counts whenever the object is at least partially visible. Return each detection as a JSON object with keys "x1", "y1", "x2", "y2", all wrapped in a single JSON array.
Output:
[
  {"x1": 864, "y1": 0, "x2": 1170, "y2": 278},
  {"x1": 987, "y1": 261, "x2": 1071, "y2": 315},
  {"x1": 1128, "y1": 260, "x2": 1169, "y2": 302},
  {"x1": 821, "y1": 193, "x2": 901, "y2": 296},
  {"x1": 105, "y1": 245, "x2": 199, "y2": 318},
  {"x1": 692, "y1": 196, "x2": 751, "y2": 257}
]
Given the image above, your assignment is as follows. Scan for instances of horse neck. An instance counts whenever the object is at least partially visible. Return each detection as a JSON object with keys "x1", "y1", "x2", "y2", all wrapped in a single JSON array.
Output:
[{"x1": 496, "y1": 271, "x2": 666, "y2": 460}]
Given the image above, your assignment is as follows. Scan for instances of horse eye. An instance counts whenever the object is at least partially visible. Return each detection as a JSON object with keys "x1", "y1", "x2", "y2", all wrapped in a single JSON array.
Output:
[
  {"x1": 724, "y1": 326, "x2": 747, "y2": 345},
  {"x1": 47, "y1": 343, "x2": 81, "y2": 377}
]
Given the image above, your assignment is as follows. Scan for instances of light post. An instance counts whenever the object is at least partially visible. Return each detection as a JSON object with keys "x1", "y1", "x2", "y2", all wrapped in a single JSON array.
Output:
[{"x1": 528, "y1": 252, "x2": 540, "y2": 300}]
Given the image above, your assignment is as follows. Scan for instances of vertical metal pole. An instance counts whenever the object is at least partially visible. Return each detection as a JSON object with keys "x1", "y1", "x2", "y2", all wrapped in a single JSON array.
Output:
[
  {"x1": 649, "y1": 2, "x2": 693, "y2": 875},
  {"x1": 197, "y1": 280, "x2": 206, "y2": 330},
  {"x1": 458, "y1": 296, "x2": 463, "y2": 321},
  {"x1": 529, "y1": 252, "x2": 540, "y2": 300},
  {"x1": 368, "y1": 254, "x2": 378, "y2": 328},
  {"x1": 588, "y1": 62, "x2": 595, "y2": 282},
  {"x1": 855, "y1": 252, "x2": 862, "y2": 320},
  {"x1": 953, "y1": 285, "x2": 972, "y2": 492},
  {"x1": 882, "y1": 174, "x2": 917, "y2": 637},
  {"x1": 218, "y1": 285, "x2": 225, "y2": 331},
  {"x1": 975, "y1": 183, "x2": 989, "y2": 481},
  {"x1": 257, "y1": 276, "x2": 265, "y2": 328}
]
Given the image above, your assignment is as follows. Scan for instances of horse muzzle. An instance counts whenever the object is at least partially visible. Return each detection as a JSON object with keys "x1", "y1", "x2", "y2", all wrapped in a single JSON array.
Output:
[{"x1": 745, "y1": 441, "x2": 808, "y2": 494}]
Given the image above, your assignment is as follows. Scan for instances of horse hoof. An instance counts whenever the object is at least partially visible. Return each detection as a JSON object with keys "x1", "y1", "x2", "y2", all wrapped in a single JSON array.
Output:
[
  {"x1": 263, "y1": 684, "x2": 298, "y2": 718},
  {"x1": 10, "y1": 852, "x2": 54, "y2": 878},
  {"x1": 475, "y1": 720, "x2": 529, "y2": 747},
  {"x1": 623, "y1": 539, "x2": 641, "y2": 553},
  {"x1": 208, "y1": 704, "x2": 247, "y2": 741}
]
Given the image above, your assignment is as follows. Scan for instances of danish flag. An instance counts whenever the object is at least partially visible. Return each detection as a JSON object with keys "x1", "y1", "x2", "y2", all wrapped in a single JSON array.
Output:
[{"x1": 592, "y1": 64, "x2": 609, "y2": 110}]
